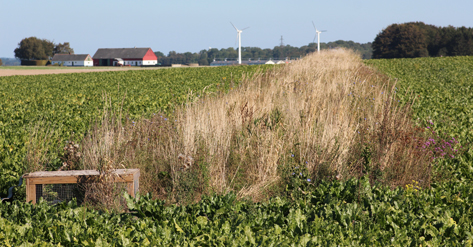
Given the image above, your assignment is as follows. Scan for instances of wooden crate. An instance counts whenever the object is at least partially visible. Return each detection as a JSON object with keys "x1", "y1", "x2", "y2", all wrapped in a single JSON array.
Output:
[{"x1": 23, "y1": 169, "x2": 140, "y2": 204}]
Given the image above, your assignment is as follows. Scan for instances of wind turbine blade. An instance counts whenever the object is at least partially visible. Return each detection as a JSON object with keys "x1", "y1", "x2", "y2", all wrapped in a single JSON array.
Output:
[
  {"x1": 235, "y1": 33, "x2": 239, "y2": 47},
  {"x1": 241, "y1": 27, "x2": 250, "y2": 31},
  {"x1": 230, "y1": 22, "x2": 238, "y2": 31},
  {"x1": 313, "y1": 35, "x2": 316, "y2": 43},
  {"x1": 312, "y1": 21, "x2": 316, "y2": 30},
  {"x1": 321, "y1": 30, "x2": 327, "y2": 32}
]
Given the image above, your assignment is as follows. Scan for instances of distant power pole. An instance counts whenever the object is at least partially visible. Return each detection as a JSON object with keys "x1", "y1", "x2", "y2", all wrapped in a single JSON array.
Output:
[{"x1": 280, "y1": 35, "x2": 284, "y2": 47}]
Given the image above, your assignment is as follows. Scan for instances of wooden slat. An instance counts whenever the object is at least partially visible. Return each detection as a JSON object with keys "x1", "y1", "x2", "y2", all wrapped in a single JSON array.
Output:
[
  {"x1": 25, "y1": 169, "x2": 139, "y2": 184},
  {"x1": 27, "y1": 174, "x2": 135, "y2": 185},
  {"x1": 23, "y1": 169, "x2": 139, "y2": 178},
  {"x1": 28, "y1": 176, "x2": 81, "y2": 185},
  {"x1": 133, "y1": 170, "x2": 140, "y2": 196},
  {"x1": 24, "y1": 170, "x2": 99, "y2": 178},
  {"x1": 127, "y1": 182, "x2": 135, "y2": 197},
  {"x1": 25, "y1": 178, "x2": 36, "y2": 204}
]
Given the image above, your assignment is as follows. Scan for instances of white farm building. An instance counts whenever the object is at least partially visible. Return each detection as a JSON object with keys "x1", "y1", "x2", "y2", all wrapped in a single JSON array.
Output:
[
  {"x1": 210, "y1": 58, "x2": 290, "y2": 66},
  {"x1": 51, "y1": 54, "x2": 93, "y2": 67}
]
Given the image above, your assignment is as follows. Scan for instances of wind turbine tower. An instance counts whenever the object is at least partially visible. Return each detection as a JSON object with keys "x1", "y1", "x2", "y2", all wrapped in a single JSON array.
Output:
[
  {"x1": 312, "y1": 21, "x2": 327, "y2": 53},
  {"x1": 231, "y1": 22, "x2": 249, "y2": 64}
]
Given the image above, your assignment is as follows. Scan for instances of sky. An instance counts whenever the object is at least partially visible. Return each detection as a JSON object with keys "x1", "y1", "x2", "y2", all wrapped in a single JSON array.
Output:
[{"x1": 1, "y1": 0, "x2": 472, "y2": 58}]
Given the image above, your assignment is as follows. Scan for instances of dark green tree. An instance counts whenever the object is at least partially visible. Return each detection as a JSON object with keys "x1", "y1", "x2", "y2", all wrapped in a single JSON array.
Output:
[
  {"x1": 438, "y1": 26, "x2": 457, "y2": 56},
  {"x1": 154, "y1": 51, "x2": 165, "y2": 57},
  {"x1": 450, "y1": 27, "x2": 473, "y2": 56},
  {"x1": 53, "y1": 42, "x2": 74, "y2": 55},
  {"x1": 198, "y1": 50, "x2": 209, "y2": 65},
  {"x1": 0, "y1": 58, "x2": 2, "y2": 66},
  {"x1": 199, "y1": 58, "x2": 209, "y2": 66},
  {"x1": 14, "y1": 37, "x2": 54, "y2": 60},
  {"x1": 414, "y1": 22, "x2": 440, "y2": 56},
  {"x1": 372, "y1": 23, "x2": 428, "y2": 59},
  {"x1": 42, "y1": 39, "x2": 54, "y2": 58},
  {"x1": 372, "y1": 22, "x2": 473, "y2": 58},
  {"x1": 272, "y1": 46, "x2": 284, "y2": 59}
]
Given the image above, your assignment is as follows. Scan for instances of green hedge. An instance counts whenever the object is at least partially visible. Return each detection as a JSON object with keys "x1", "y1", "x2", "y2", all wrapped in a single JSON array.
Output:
[{"x1": 20, "y1": 60, "x2": 51, "y2": 66}]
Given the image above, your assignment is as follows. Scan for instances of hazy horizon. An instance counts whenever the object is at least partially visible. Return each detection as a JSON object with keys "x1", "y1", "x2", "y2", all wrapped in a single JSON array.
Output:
[{"x1": 1, "y1": 0, "x2": 472, "y2": 57}]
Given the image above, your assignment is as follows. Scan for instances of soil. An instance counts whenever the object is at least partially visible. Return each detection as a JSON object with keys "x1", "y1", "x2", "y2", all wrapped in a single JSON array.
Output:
[{"x1": 0, "y1": 67, "x2": 163, "y2": 77}]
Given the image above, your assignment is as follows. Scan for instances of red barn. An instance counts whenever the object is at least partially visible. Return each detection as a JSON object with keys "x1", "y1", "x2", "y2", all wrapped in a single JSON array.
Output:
[{"x1": 92, "y1": 47, "x2": 158, "y2": 66}]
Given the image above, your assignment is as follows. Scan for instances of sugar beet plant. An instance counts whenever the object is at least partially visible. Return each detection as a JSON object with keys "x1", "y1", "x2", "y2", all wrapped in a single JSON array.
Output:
[{"x1": 2, "y1": 176, "x2": 473, "y2": 245}]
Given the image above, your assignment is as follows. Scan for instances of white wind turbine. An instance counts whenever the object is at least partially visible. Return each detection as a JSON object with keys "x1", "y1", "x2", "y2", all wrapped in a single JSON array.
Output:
[
  {"x1": 312, "y1": 21, "x2": 327, "y2": 53},
  {"x1": 231, "y1": 22, "x2": 249, "y2": 64}
]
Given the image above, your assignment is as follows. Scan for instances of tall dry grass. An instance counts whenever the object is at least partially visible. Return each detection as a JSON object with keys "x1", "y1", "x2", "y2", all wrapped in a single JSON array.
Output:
[{"x1": 76, "y1": 49, "x2": 434, "y2": 204}]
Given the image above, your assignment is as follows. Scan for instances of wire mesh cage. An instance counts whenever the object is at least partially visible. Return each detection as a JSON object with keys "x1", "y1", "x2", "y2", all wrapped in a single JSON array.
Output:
[
  {"x1": 35, "y1": 183, "x2": 82, "y2": 204},
  {"x1": 24, "y1": 169, "x2": 140, "y2": 205}
]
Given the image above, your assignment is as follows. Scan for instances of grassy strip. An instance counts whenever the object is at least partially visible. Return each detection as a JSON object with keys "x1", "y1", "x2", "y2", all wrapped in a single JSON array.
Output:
[{"x1": 72, "y1": 49, "x2": 440, "y2": 207}]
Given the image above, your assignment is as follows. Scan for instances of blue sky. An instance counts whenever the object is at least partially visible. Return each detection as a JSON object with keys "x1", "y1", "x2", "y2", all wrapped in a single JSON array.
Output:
[{"x1": 1, "y1": 0, "x2": 472, "y2": 58}]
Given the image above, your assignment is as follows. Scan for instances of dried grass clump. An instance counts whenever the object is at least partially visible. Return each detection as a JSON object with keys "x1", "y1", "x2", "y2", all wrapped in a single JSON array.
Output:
[{"x1": 77, "y1": 49, "x2": 434, "y2": 204}]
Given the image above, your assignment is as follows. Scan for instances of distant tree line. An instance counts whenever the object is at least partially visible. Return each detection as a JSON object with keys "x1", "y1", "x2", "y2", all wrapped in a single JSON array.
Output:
[
  {"x1": 372, "y1": 22, "x2": 473, "y2": 59},
  {"x1": 0, "y1": 58, "x2": 21, "y2": 66},
  {"x1": 0, "y1": 58, "x2": 20, "y2": 66},
  {"x1": 155, "y1": 41, "x2": 372, "y2": 66},
  {"x1": 13, "y1": 37, "x2": 74, "y2": 60}
]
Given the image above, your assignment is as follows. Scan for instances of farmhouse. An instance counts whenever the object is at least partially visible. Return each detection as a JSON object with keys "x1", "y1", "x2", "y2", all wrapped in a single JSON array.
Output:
[
  {"x1": 92, "y1": 47, "x2": 158, "y2": 66},
  {"x1": 51, "y1": 54, "x2": 93, "y2": 67}
]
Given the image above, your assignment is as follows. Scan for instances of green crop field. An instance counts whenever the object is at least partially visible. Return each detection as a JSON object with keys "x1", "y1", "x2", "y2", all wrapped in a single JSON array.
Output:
[
  {"x1": 1, "y1": 56, "x2": 473, "y2": 245},
  {"x1": 1, "y1": 178, "x2": 472, "y2": 245},
  {"x1": 366, "y1": 56, "x2": 473, "y2": 182},
  {"x1": 0, "y1": 66, "x2": 269, "y2": 195},
  {"x1": 365, "y1": 56, "x2": 473, "y2": 144}
]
